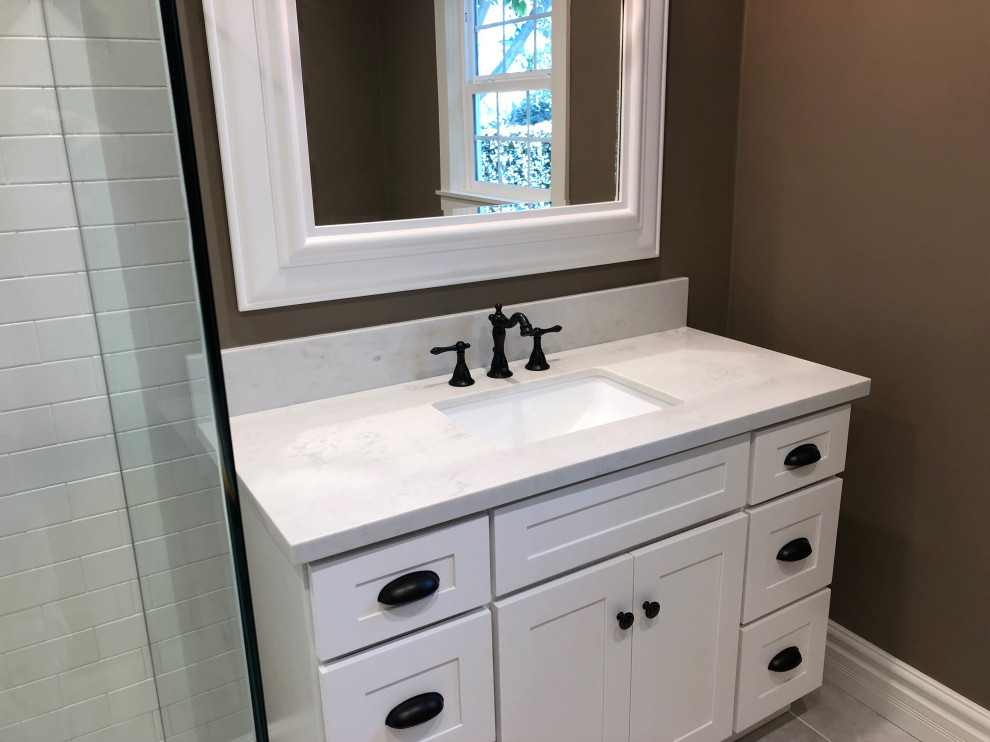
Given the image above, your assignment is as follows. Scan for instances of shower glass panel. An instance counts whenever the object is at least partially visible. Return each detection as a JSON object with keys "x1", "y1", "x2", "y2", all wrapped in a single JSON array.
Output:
[{"x1": 0, "y1": 1, "x2": 260, "y2": 740}]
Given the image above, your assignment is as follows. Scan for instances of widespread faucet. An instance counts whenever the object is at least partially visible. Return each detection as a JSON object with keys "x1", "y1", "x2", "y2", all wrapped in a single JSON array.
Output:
[{"x1": 487, "y1": 303, "x2": 533, "y2": 378}]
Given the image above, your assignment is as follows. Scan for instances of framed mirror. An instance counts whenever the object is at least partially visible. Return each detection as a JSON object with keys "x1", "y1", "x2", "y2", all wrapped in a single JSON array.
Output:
[{"x1": 202, "y1": 0, "x2": 668, "y2": 309}]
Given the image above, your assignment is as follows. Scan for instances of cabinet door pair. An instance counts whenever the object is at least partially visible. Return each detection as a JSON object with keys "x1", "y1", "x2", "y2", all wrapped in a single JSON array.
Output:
[{"x1": 495, "y1": 514, "x2": 746, "y2": 742}]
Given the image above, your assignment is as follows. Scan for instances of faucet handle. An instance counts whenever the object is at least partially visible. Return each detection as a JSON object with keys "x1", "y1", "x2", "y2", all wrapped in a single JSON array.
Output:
[
  {"x1": 524, "y1": 325, "x2": 562, "y2": 371},
  {"x1": 430, "y1": 341, "x2": 475, "y2": 387}
]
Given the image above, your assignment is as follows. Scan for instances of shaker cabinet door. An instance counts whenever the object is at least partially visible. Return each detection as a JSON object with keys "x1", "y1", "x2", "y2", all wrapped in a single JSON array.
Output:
[
  {"x1": 629, "y1": 514, "x2": 747, "y2": 742},
  {"x1": 494, "y1": 555, "x2": 635, "y2": 742}
]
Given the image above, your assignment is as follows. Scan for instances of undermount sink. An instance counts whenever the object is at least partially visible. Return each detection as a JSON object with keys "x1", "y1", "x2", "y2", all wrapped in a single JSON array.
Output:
[{"x1": 435, "y1": 370, "x2": 681, "y2": 449}]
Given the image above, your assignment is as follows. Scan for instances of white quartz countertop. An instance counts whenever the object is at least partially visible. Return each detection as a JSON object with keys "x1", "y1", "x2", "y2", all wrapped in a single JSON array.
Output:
[{"x1": 230, "y1": 328, "x2": 870, "y2": 565}]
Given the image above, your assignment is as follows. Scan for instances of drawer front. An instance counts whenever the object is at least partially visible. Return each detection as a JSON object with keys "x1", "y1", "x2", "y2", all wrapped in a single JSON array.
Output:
[
  {"x1": 492, "y1": 435, "x2": 750, "y2": 595},
  {"x1": 742, "y1": 478, "x2": 841, "y2": 623},
  {"x1": 319, "y1": 609, "x2": 496, "y2": 742},
  {"x1": 310, "y1": 516, "x2": 491, "y2": 661},
  {"x1": 734, "y1": 589, "x2": 830, "y2": 732},
  {"x1": 749, "y1": 406, "x2": 850, "y2": 505}
]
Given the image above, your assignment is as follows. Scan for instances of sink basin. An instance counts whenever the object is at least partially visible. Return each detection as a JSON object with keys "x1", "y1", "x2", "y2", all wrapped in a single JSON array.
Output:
[{"x1": 435, "y1": 371, "x2": 680, "y2": 449}]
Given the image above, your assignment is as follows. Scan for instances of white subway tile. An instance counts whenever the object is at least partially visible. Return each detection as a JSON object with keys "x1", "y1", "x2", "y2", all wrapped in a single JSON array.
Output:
[
  {"x1": 0, "y1": 655, "x2": 10, "y2": 692},
  {"x1": 81, "y1": 221, "x2": 189, "y2": 269},
  {"x1": 49, "y1": 39, "x2": 166, "y2": 87},
  {"x1": 170, "y1": 455, "x2": 219, "y2": 497},
  {"x1": 64, "y1": 134, "x2": 128, "y2": 180},
  {"x1": 120, "y1": 461, "x2": 175, "y2": 505},
  {"x1": 65, "y1": 472, "x2": 125, "y2": 517},
  {"x1": 110, "y1": 383, "x2": 196, "y2": 433},
  {"x1": 89, "y1": 263, "x2": 196, "y2": 313},
  {"x1": 0, "y1": 88, "x2": 61, "y2": 136},
  {"x1": 0, "y1": 274, "x2": 86, "y2": 324},
  {"x1": 197, "y1": 651, "x2": 246, "y2": 695},
  {"x1": 0, "y1": 39, "x2": 55, "y2": 87},
  {"x1": 0, "y1": 135, "x2": 69, "y2": 184},
  {"x1": 133, "y1": 531, "x2": 183, "y2": 576},
  {"x1": 0, "y1": 405, "x2": 57, "y2": 454},
  {"x1": 0, "y1": 607, "x2": 47, "y2": 654},
  {"x1": 206, "y1": 703, "x2": 252, "y2": 742},
  {"x1": 42, "y1": 581, "x2": 137, "y2": 639},
  {"x1": 0, "y1": 0, "x2": 46, "y2": 36},
  {"x1": 107, "y1": 677, "x2": 158, "y2": 723},
  {"x1": 0, "y1": 558, "x2": 84, "y2": 616},
  {"x1": 74, "y1": 177, "x2": 186, "y2": 226},
  {"x1": 0, "y1": 455, "x2": 13, "y2": 496},
  {"x1": 35, "y1": 314, "x2": 99, "y2": 361},
  {"x1": 124, "y1": 134, "x2": 180, "y2": 179},
  {"x1": 152, "y1": 619, "x2": 239, "y2": 676},
  {"x1": 0, "y1": 183, "x2": 77, "y2": 232},
  {"x1": 44, "y1": 0, "x2": 159, "y2": 40},
  {"x1": 0, "y1": 483, "x2": 70, "y2": 537},
  {"x1": 37, "y1": 511, "x2": 131, "y2": 566},
  {"x1": 17, "y1": 227, "x2": 86, "y2": 275},
  {"x1": 52, "y1": 395, "x2": 113, "y2": 441},
  {"x1": 5, "y1": 629, "x2": 99, "y2": 685},
  {"x1": 0, "y1": 322, "x2": 40, "y2": 369},
  {"x1": 58, "y1": 646, "x2": 151, "y2": 705},
  {"x1": 0, "y1": 232, "x2": 24, "y2": 278},
  {"x1": 130, "y1": 488, "x2": 223, "y2": 543},
  {"x1": 181, "y1": 522, "x2": 229, "y2": 565},
  {"x1": 116, "y1": 419, "x2": 205, "y2": 469},
  {"x1": 149, "y1": 302, "x2": 200, "y2": 346},
  {"x1": 57, "y1": 88, "x2": 173, "y2": 134},
  {"x1": 80, "y1": 543, "x2": 137, "y2": 591},
  {"x1": 103, "y1": 341, "x2": 202, "y2": 393},
  {"x1": 0, "y1": 676, "x2": 62, "y2": 726},
  {"x1": 95, "y1": 307, "x2": 154, "y2": 352},
  {"x1": 94, "y1": 613, "x2": 148, "y2": 659},
  {"x1": 4, "y1": 695, "x2": 112, "y2": 742},
  {"x1": 164, "y1": 678, "x2": 247, "y2": 734},
  {"x1": 139, "y1": 555, "x2": 231, "y2": 612},
  {"x1": 0, "y1": 356, "x2": 98, "y2": 410},
  {"x1": 76, "y1": 711, "x2": 161, "y2": 742},
  {"x1": 8, "y1": 435, "x2": 119, "y2": 491}
]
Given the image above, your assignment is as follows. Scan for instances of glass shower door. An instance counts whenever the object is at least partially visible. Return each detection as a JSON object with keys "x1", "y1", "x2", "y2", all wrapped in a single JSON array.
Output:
[{"x1": 0, "y1": 1, "x2": 262, "y2": 740}]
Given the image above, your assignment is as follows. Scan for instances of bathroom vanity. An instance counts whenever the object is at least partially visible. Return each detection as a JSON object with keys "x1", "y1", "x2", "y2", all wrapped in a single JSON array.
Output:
[{"x1": 226, "y1": 296, "x2": 869, "y2": 742}]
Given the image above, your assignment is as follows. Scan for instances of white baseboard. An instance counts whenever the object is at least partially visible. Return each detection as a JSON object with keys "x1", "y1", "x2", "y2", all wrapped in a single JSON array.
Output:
[{"x1": 825, "y1": 621, "x2": 990, "y2": 742}]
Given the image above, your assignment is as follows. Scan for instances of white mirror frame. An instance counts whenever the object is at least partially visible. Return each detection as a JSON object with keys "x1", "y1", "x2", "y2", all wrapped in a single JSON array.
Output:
[{"x1": 202, "y1": 0, "x2": 669, "y2": 310}]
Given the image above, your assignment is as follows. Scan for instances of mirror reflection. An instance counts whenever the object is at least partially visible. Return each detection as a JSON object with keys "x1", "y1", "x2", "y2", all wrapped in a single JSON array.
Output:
[{"x1": 297, "y1": 0, "x2": 623, "y2": 226}]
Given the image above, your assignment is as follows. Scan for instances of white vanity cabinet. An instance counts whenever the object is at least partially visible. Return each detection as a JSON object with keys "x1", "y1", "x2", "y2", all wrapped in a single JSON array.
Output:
[
  {"x1": 242, "y1": 403, "x2": 855, "y2": 742},
  {"x1": 495, "y1": 515, "x2": 746, "y2": 742}
]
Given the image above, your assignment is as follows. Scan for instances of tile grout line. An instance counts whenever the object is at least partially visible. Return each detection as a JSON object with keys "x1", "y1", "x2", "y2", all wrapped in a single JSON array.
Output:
[{"x1": 788, "y1": 710, "x2": 834, "y2": 742}]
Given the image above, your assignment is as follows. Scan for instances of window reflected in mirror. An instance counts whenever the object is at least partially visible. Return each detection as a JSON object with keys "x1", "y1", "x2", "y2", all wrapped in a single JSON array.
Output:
[{"x1": 297, "y1": 0, "x2": 622, "y2": 226}]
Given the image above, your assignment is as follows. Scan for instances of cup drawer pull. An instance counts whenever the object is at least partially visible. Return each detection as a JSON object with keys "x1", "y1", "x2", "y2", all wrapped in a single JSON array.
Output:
[
  {"x1": 776, "y1": 537, "x2": 813, "y2": 562},
  {"x1": 783, "y1": 443, "x2": 822, "y2": 468},
  {"x1": 768, "y1": 646, "x2": 803, "y2": 673},
  {"x1": 377, "y1": 570, "x2": 441, "y2": 606},
  {"x1": 385, "y1": 692, "x2": 444, "y2": 729}
]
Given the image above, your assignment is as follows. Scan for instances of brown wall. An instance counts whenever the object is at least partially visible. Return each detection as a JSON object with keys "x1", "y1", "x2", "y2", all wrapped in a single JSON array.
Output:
[
  {"x1": 297, "y1": 0, "x2": 389, "y2": 224},
  {"x1": 298, "y1": 0, "x2": 443, "y2": 224},
  {"x1": 729, "y1": 0, "x2": 990, "y2": 706},
  {"x1": 175, "y1": 0, "x2": 744, "y2": 348},
  {"x1": 568, "y1": 0, "x2": 622, "y2": 205}
]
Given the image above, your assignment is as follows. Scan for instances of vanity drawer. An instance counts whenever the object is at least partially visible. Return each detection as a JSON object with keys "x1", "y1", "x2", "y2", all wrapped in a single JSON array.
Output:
[
  {"x1": 319, "y1": 609, "x2": 496, "y2": 742},
  {"x1": 734, "y1": 589, "x2": 830, "y2": 732},
  {"x1": 309, "y1": 515, "x2": 491, "y2": 661},
  {"x1": 749, "y1": 405, "x2": 850, "y2": 505},
  {"x1": 492, "y1": 435, "x2": 749, "y2": 595},
  {"x1": 742, "y1": 478, "x2": 841, "y2": 623}
]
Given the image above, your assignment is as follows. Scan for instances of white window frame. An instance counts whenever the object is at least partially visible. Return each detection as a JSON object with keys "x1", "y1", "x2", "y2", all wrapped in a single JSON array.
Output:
[
  {"x1": 202, "y1": 0, "x2": 669, "y2": 310},
  {"x1": 435, "y1": 0, "x2": 568, "y2": 206}
]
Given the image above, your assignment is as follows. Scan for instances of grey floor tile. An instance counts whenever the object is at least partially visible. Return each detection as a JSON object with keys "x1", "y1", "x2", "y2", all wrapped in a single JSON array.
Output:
[
  {"x1": 740, "y1": 713, "x2": 828, "y2": 742},
  {"x1": 791, "y1": 680, "x2": 919, "y2": 741}
]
